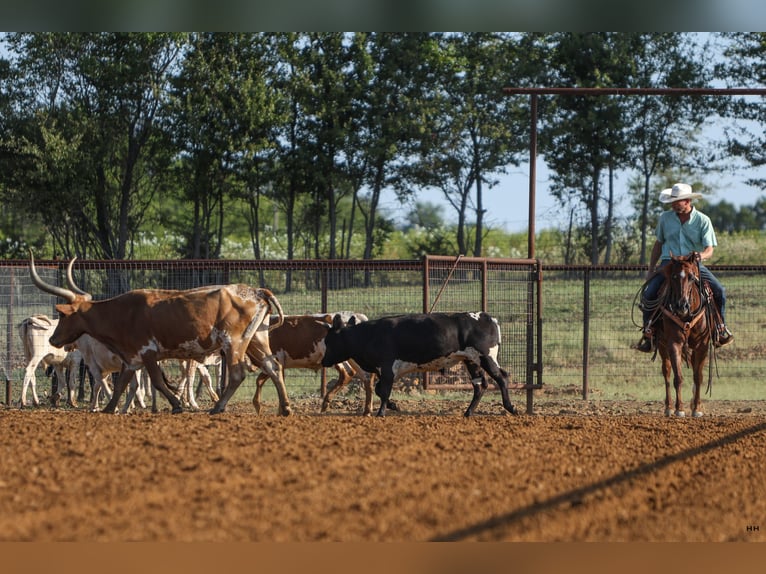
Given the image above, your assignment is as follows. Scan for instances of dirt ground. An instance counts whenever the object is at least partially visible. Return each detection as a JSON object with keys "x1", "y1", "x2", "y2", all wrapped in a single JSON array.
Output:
[{"x1": 1, "y1": 392, "x2": 765, "y2": 543}]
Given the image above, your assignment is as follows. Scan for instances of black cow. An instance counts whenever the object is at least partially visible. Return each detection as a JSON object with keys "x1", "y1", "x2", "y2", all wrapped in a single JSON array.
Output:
[{"x1": 321, "y1": 312, "x2": 517, "y2": 417}]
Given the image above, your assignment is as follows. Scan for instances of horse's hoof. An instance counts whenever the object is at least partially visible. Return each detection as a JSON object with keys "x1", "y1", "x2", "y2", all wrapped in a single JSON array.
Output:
[
  {"x1": 675, "y1": 410, "x2": 686, "y2": 417},
  {"x1": 692, "y1": 411, "x2": 703, "y2": 418},
  {"x1": 664, "y1": 408, "x2": 673, "y2": 417}
]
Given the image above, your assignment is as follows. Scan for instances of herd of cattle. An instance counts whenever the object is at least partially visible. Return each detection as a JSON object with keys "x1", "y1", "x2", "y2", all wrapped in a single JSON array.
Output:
[{"x1": 17, "y1": 254, "x2": 517, "y2": 417}]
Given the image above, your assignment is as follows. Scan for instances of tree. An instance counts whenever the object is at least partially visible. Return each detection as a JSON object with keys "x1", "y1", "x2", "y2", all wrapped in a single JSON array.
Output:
[
  {"x1": 542, "y1": 33, "x2": 641, "y2": 264},
  {"x1": 3, "y1": 32, "x2": 185, "y2": 264},
  {"x1": 169, "y1": 33, "x2": 280, "y2": 260},
  {"x1": 409, "y1": 33, "x2": 529, "y2": 256},
  {"x1": 348, "y1": 32, "x2": 434, "y2": 261},
  {"x1": 540, "y1": 33, "x2": 713, "y2": 264},
  {"x1": 716, "y1": 33, "x2": 766, "y2": 191},
  {"x1": 624, "y1": 33, "x2": 714, "y2": 264}
]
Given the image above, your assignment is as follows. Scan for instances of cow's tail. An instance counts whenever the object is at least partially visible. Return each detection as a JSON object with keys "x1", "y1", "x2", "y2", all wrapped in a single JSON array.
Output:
[
  {"x1": 490, "y1": 316, "x2": 502, "y2": 345},
  {"x1": 489, "y1": 316, "x2": 502, "y2": 362},
  {"x1": 243, "y1": 289, "x2": 284, "y2": 343},
  {"x1": 264, "y1": 290, "x2": 285, "y2": 331},
  {"x1": 18, "y1": 319, "x2": 32, "y2": 362}
]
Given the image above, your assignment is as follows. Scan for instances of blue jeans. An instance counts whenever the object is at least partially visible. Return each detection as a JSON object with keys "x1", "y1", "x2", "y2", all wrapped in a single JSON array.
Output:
[{"x1": 642, "y1": 261, "x2": 727, "y2": 326}]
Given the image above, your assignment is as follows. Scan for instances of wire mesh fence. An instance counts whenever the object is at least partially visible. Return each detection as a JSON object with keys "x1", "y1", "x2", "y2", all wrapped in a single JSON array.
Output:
[
  {"x1": 0, "y1": 257, "x2": 540, "y2": 411},
  {"x1": 1, "y1": 258, "x2": 761, "y2": 412}
]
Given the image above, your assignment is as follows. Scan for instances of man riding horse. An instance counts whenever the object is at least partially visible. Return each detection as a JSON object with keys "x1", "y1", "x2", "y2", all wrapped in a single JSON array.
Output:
[{"x1": 635, "y1": 182, "x2": 734, "y2": 353}]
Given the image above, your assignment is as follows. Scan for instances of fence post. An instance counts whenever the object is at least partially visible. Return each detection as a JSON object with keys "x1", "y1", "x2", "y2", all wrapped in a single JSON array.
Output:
[
  {"x1": 582, "y1": 268, "x2": 590, "y2": 400},
  {"x1": 5, "y1": 266, "x2": 14, "y2": 407}
]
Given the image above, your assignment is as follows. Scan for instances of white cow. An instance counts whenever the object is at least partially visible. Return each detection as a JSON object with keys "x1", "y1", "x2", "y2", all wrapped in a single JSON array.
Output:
[
  {"x1": 177, "y1": 355, "x2": 221, "y2": 409},
  {"x1": 70, "y1": 333, "x2": 148, "y2": 413},
  {"x1": 18, "y1": 314, "x2": 79, "y2": 407}
]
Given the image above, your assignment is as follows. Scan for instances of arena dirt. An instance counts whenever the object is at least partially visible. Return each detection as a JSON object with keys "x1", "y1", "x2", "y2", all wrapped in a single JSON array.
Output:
[{"x1": 1, "y1": 395, "x2": 765, "y2": 542}]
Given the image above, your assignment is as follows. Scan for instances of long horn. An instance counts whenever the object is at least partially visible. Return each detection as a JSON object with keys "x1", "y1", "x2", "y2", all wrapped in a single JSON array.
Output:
[
  {"x1": 29, "y1": 250, "x2": 77, "y2": 303},
  {"x1": 65, "y1": 257, "x2": 92, "y2": 300}
]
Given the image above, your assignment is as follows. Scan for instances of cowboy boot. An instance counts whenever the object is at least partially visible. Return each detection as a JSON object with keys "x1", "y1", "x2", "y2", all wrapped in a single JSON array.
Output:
[
  {"x1": 635, "y1": 326, "x2": 654, "y2": 353},
  {"x1": 715, "y1": 325, "x2": 734, "y2": 347}
]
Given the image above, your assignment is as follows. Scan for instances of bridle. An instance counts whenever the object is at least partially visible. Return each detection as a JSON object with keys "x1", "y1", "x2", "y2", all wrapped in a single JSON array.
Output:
[{"x1": 661, "y1": 258, "x2": 706, "y2": 336}]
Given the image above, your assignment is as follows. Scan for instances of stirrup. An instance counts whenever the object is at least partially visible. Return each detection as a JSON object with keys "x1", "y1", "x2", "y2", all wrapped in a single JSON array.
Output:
[{"x1": 715, "y1": 326, "x2": 734, "y2": 348}]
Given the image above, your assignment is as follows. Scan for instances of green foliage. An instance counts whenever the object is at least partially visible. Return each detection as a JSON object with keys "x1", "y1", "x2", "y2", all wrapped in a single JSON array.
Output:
[{"x1": 1, "y1": 33, "x2": 765, "y2": 265}]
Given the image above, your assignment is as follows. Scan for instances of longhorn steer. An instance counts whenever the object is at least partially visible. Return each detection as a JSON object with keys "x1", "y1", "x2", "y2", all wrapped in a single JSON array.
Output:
[
  {"x1": 29, "y1": 254, "x2": 290, "y2": 415},
  {"x1": 321, "y1": 312, "x2": 517, "y2": 417}
]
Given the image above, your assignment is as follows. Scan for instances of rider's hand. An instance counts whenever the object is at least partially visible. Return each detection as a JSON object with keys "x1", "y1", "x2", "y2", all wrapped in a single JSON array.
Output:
[{"x1": 691, "y1": 251, "x2": 701, "y2": 263}]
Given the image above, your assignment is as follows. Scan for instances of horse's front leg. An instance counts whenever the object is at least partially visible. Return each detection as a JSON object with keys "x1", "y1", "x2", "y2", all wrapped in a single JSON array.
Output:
[
  {"x1": 690, "y1": 352, "x2": 706, "y2": 418},
  {"x1": 661, "y1": 356, "x2": 674, "y2": 417},
  {"x1": 670, "y1": 350, "x2": 685, "y2": 417}
]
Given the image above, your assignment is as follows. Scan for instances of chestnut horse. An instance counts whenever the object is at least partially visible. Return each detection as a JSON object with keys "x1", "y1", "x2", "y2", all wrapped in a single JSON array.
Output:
[{"x1": 653, "y1": 253, "x2": 714, "y2": 417}]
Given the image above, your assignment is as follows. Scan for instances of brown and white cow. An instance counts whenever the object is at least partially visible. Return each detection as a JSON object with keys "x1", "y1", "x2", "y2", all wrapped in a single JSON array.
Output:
[
  {"x1": 29, "y1": 253, "x2": 290, "y2": 415},
  {"x1": 250, "y1": 313, "x2": 379, "y2": 415}
]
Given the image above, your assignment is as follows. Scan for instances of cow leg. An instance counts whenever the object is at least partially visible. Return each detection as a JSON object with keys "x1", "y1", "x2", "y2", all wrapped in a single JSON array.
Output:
[
  {"x1": 252, "y1": 372, "x2": 267, "y2": 414},
  {"x1": 180, "y1": 360, "x2": 200, "y2": 409},
  {"x1": 478, "y1": 356, "x2": 516, "y2": 416},
  {"x1": 21, "y1": 362, "x2": 40, "y2": 407},
  {"x1": 144, "y1": 359, "x2": 184, "y2": 414},
  {"x1": 49, "y1": 368, "x2": 60, "y2": 407},
  {"x1": 374, "y1": 368, "x2": 396, "y2": 417},
  {"x1": 210, "y1": 358, "x2": 249, "y2": 414},
  {"x1": 463, "y1": 362, "x2": 489, "y2": 417},
  {"x1": 66, "y1": 365, "x2": 79, "y2": 407},
  {"x1": 102, "y1": 367, "x2": 136, "y2": 414},
  {"x1": 259, "y1": 356, "x2": 290, "y2": 416},
  {"x1": 90, "y1": 375, "x2": 111, "y2": 412},
  {"x1": 77, "y1": 361, "x2": 88, "y2": 403},
  {"x1": 51, "y1": 366, "x2": 69, "y2": 408},
  {"x1": 197, "y1": 364, "x2": 219, "y2": 403},
  {"x1": 121, "y1": 372, "x2": 145, "y2": 414},
  {"x1": 243, "y1": 341, "x2": 291, "y2": 416},
  {"x1": 320, "y1": 363, "x2": 354, "y2": 414}
]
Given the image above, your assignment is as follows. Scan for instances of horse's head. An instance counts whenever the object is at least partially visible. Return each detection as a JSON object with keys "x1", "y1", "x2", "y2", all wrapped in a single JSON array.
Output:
[{"x1": 663, "y1": 253, "x2": 701, "y2": 319}]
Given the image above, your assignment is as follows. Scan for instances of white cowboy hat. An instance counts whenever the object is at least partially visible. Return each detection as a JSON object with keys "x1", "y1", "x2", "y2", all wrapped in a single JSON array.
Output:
[{"x1": 659, "y1": 182, "x2": 703, "y2": 203}]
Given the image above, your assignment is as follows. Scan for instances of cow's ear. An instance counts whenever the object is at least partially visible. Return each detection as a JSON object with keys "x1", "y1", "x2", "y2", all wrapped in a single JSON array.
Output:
[
  {"x1": 55, "y1": 303, "x2": 76, "y2": 317},
  {"x1": 348, "y1": 316, "x2": 357, "y2": 326},
  {"x1": 332, "y1": 313, "x2": 344, "y2": 330}
]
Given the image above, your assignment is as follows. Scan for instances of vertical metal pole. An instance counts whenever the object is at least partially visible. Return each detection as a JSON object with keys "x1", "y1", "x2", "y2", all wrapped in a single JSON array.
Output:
[
  {"x1": 525, "y1": 94, "x2": 539, "y2": 413},
  {"x1": 320, "y1": 266, "x2": 329, "y2": 396},
  {"x1": 582, "y1": 269, "x2": 591, "y2": 400},
  {"x1": 422, "y1": 255, "x2": 430, "y2": 314},
  {"x1": 6, "y1": 267, "x2": 14, "y2": 406},
  {"x1": 528, "y1": 94, "x2": 538, "y2": 260},
  {"x1": 422, "y1": 256, "x2": 430, "y2": 390}
]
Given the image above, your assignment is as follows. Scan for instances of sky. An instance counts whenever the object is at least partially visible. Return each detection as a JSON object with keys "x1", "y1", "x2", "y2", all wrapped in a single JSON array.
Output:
[{"x1": 382, "y1": 118, "x2": 766, "y2": 234}]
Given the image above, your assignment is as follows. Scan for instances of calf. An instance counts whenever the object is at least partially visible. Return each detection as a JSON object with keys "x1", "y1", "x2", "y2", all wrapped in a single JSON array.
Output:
[
  {"x1": 70, "y1": 332, "x2": 145, "y2": 412},
  {"x1": 251, "y1": 313, "x2": 379, "y2": 415},
  {"x1": 321, "y1": 312, "x2": 517, "y2": 417}
]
